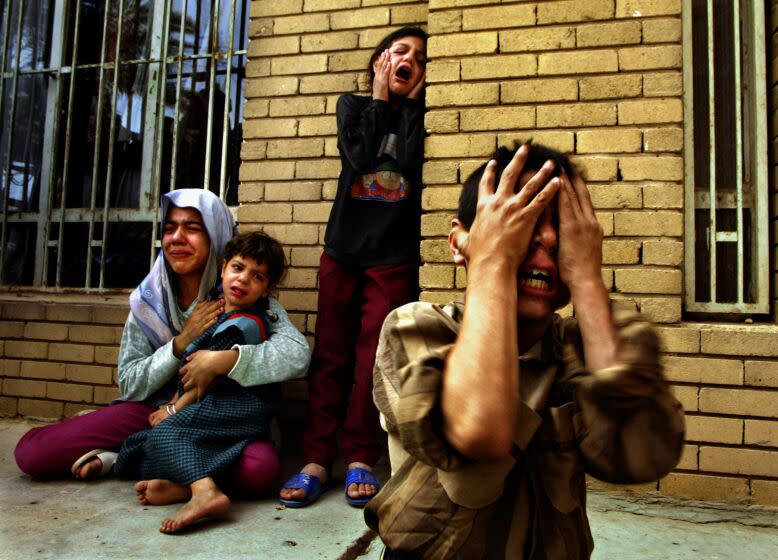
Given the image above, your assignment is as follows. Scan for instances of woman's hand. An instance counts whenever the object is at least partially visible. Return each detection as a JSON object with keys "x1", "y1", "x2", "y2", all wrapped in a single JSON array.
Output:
[
  {"x1": 172, "y1": 299, "x2": 224, "y2": 357},
  {"x1": 180, "y1": 349, "x2": 238, "y2": 401},
  {"x1": 372, "y1": 50, "x2": 391, "y2": 101}
]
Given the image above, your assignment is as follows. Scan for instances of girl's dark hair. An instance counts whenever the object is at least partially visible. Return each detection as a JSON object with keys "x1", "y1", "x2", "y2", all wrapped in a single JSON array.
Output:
[
  {"x1": 457, "y1": 141, "x2": 577, "y2": 228},
  {"x1": 367, "y1": 26, "x2": 428, "y2": 86},
  {"x1": 222, "y1": 230, "x2": 287, "y2": 286}
]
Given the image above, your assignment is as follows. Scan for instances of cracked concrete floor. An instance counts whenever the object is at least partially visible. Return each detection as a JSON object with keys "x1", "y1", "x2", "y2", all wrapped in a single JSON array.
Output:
[{"x1": 2, "y1": 418, "x2": 777, "y2": 559}]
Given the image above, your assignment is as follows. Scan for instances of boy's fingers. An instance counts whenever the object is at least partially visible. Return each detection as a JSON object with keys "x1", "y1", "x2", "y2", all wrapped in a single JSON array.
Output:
[
  {"x1": 497, "y1": 145, "x2": 529, "y2": 197},
  {"x1": 527, "y1": 177, "x2": 561, "y2": 215},
  {"x1": 478, "y1": 159, "x2": 498, "y2": 201},
  {"x1": 572, "y1": 173, "x2": 595, "y2": 219},
  {"x1": 515, "y1": 160, "x2": 555, "y2": 206}
]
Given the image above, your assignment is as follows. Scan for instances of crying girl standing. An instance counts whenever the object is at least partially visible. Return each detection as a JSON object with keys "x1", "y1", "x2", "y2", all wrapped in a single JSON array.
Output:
[{"x1": 279, "y1": 27, "x2": 427, "y2": 508}]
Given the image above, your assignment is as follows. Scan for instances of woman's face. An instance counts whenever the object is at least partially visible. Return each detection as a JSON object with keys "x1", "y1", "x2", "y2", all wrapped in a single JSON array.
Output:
[
  {"x1": 386, "y1": 35, "x2": 427, "y2": 98},
  {"x1": 161, "y1": 206, "x2": 211, "y2": 279}
]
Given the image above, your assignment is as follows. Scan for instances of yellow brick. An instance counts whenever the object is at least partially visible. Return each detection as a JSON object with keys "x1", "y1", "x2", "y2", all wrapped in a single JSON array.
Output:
[
  {"x1": 324, "y1": 137, "x2": 338, "y2": 157},
  {"x1": 18, "y1": 398, "x2": 63, "y2": 420},
  {"x1": 619, "y1": 98, "x2": 682, "y2": 124},
  {"x1": 240, "y1": 161, "x2": 295, "y2": 182},
  {"x1": 671, "y1": 384, "x2": 698, "y2": 411},
  {"x1": 602, "y1": 240, "x2": 641, "y2": 264},
  {"x1": 246, "y1": 76, "x2": 300, "y2": 99},
  {"x1": 95, "y1": 346, "x2": 119, "y2": 365},
  {"x1": 97, "y1": 306, "x2": 130, "y2": 326},
  {"x1": 643, "y1": 71, "x2": 683, "y2": 97},
  {"x1": 45, "y1": 305, "x2": 91, "y2": 322},
  {"x1": 419, "y1": 290, "x2": 462, "y2": 305},
  {"x1": 460, "y1": 107, "x2": 535, "y2": 131},
  {"x1": 427, "y1": 83, "x2": 500, "y2": 107},
  {"x1": 643, "y1": 240, "x2": 683, "y2": 266},
  {"x1": 4, "y1": 378, "x2": 47, "y2": 398},
  {"x1": 576, "y1": 129, "x2": 641, "y2": 154},
  {"x1": 615, "y1": 268, "x2": 680, "y2": 294},
  {"x1": 461, "y1": 55, "x2": 536, "y2": 80},
  {"x1": 245, "y1": 99, "x2": 270, "y2": 119},
  {"x1": 428, "y1": 32, "x2": 498, "y2": 57},
  {"x1": 420, "y1": 239, "x2": 453, "y2": 263},
  {"x1": 700, "y1": 387, "x2": 778, "y2": 417},
  {"x1": 744, "y1": 361, "x2": 778, "y2": 387},
  {"x1": 322, "y1": 180, "x2": 338, "y2": 200},
  {"x1": 248, "y1": 36, "x2": 300, "y2": 57},
  {"x1": 676, "y1": 443, "x2": 698, "y2": 470},
  {"x1": 300, "y1": 74, "x2": 357, "y2": 95},
  {"x1": 278, "y1": 290, "x2": 319, "y2": 313},
  {"x1": 618, "y1": 45, "x2": 682, "y2": 70},
  {"x1": 463, "y1": 4, "x2": 535, "y2": 31},
  {"x1": 248, "y1": 18, "x2": 272, "y2": 40},
  {"x1": 65, "y1": 363, "x2": 114, "y2": 385},
  {"x1": 537, "y1": 103, "x2": 616, "y2": 128},
  {"x1": 271, "y1": 54, "x2": 328, "y2": 75},
  {"x1": 455, "y1": 266, "x2": 467, "y2": 288},
  {"x1": 264, "y1": 182, "x2": 322, "y2": 202},
  {"x1": 1, "y1": 359, "x2": 21, "y2": 377},
  {"x1": 663, "y1": 355, "x2": 743, "y2": 385},
  {"x1": 246, "y1": 56, "x2": 271, "y2": 79},
  {"x1": 614, "y1": 210, "x2": 682, "y2": 236},
  {"x1": 20, "y1": 361, "x2": 66, "y2": 381},
  {"x1": 293, "y1": 202, "x2": 332, "y2": 223},
  {"x1": 245, "y1": 118, "x2": 298, "y2": 139},
  {"x1": 502, "y1": 78, "x2": 578, "y2": 104},
  {"x1": 745, "y1": 419, "x2": 778, "y2": 447},
  {"x1": 686, "y1": 416, "x2": 743, "y2": 444},
  {"x1": 280, "y1": 269, "x2": 319, "y2": 289},
  {"x1": 420, "y1": 265, "x2": 455, "y2": 289},
  {"x1": 252, "y1": 0, "x2": 303, "y2": 17},
  {"x1": 274, "y1": 13, "x2": 329, "y2": 35},
  {"x1": 588, "y1": 184, "x2": 642, "y2": 209},
  {"x1": 23, "y1": 323, "x2": 68, "y2": 341},
  {"x1": 94, "y1": 386, "x2": 121, "y2": 405},
  {"x1": 429, "y1": 0, "x2": 499, "y2": 7},
  {"x1": 391, "y1": 5, "x2": 428, "y2": 25},
  {"x1": 48, "y1": 343, "x2": 94, "y2": 363},
  {"x1": 498, "y1": 131, "x2": 575, "y2": 153},
  {"x1": 642, "y1": 18, "x2": 682, "y2": 43},
  {"x1": 427, "y1": 60, "x2": 460, "y2": 83},
  {"x1": 657, "y1": 326, "x2": 699, "y2": 353},
  {"x1": 619, "y1": 155, "x2": 683, "y2": 181},
  {"x1": 422, "y1": 187, "x2": 461, "y2": 211},
  {"x1": 425, "y1": 134, "x2": 495, "y2": 158},
  {"x1": 615, "y1": 0, "x2": 681, "y2": 18},
  {"x1": 0, "y1": 397, "x2": 18, "y2": 417},
  {"x1": 752, "y1": 480, "x2": 778, "y2": 506},
  {"x1": 47, "y1": 382, "x2": 93, "y2": 403},
  {"x1": 579, "y1": 74, "x2": 642, "y2": 100},
  {"x1": 639, "y1": 296, "x2": 681, "y2": 323},
  {"x1": 296, "y1": 158, "x2": 341, "y2": 179},
  {"x1": 0, "y1": 320, "x2": 24, "y2": 338},
  {"x1": 304, "y1": 0, "x2": 359, "y2": 11},
  {"x1": 421, "y1": 213, "x2": 456, "y2": 237},
  {"x1": 423, "y1": 161, "x2": 459, "y2": 184},
  {"x1": 428, "y1": 10, "x2": 462, "y2": 34},
  {"x1": 259, "y1": 224, "x2": 320, "y2": 245},
  {"x1": 267, "y1": 138, "x2": 325, "y2": 159},
  {"x1": 539, "y1": 50, "x2": 618, "y2": 75},
  {"x1": 537, "y1": 0, "x2": 614, "y2": 24},
  {"x1": 298, "y1": 116, "x2": 337, "y2": 136},
  {"x1": 659, "y1": 473, "x2": 749, "y2": 503},
  {"x1": 330, "y1": 7, "x2": 390, "y2": 30},
  {"x1": 301, "y1": 31, "x2": 359, "y2": 53},
  {"x1": 702, "y1": 328, "x2": 778, "y2": 358},
  {"x1": 577, "y1": 20, "x2": 641, "y2": 47},
  {"x1": 643, "y1": 127, "x2": 683, "y2": 152},
  {"x1": 574, "y1": 156, "x2": 618, "y2": 181},
  {"x1": 5, "y1": 341, "x2": 48, "y2": 359},
  {"x1": 642, "y1": 183, "x2": 682, "y2": 208},
  {"x1": 238, "y1": 203, "x2": 292, "y2": 223},
  {"x1": 328, "y1": 51, "x2": 370, "y2": 73},
  {"x1": 69, "y1": 325, "x2": 121, "y2": 344},
  {"x1": 290, "y1": 247, "x2": 323, "y2": 267},
  {"x1": 243, "y1": 140, "x2": 267, "y2": 161},
  {"x1": 460, "y1": 159, "x2": 489, "y2": 182},
  {"x1": 700, "y1": 446, "x2": 778, "y2": 478}
]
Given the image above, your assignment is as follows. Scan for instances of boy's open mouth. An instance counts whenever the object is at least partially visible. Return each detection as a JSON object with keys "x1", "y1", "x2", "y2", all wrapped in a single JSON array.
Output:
[{"x1": 519, "y1": 269, "x2": 553, "y2": 291}]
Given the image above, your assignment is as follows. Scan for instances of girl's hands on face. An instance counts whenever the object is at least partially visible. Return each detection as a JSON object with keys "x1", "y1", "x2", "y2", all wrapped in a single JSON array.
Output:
[{"x1": 372, "y1": 50, "x2": 391, "y2": 101}]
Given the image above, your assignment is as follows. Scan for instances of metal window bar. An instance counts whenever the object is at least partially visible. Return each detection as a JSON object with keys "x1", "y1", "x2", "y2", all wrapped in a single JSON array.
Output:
[
  {"x1": 0, "y1": 0, "x2": 247, "y2": 291},
  {"x1": 683, "y1": 0, "x2": 769, "y2": 314}
]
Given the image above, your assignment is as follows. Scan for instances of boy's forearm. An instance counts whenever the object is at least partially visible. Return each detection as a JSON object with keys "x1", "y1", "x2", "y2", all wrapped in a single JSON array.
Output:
[{"x1": 570, "y1": 276, "x2": 618, "y2": 372}]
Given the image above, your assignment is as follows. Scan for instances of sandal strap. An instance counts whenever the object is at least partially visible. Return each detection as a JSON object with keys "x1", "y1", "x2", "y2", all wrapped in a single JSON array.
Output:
[
  {"x1": 346, "y1": 467, "x2": 379, "y2": 488},
  {"x1": 281, "y1": 472, "x2": 321, "y2": 493}
]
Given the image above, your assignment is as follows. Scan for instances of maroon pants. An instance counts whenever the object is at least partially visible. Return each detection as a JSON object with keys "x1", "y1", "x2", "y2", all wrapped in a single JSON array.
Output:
[
  {"x1": 303, "y1": 253, "x2": 418, "y2": 469},
  {"x1": 14, "y1": 400, "x2": 280, "y2": 498}
]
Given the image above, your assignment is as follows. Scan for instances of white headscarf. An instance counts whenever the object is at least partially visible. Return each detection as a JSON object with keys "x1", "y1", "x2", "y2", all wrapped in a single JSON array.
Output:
[{"x1": 129, "y1": 189, "x2": 236, "y2": 349}]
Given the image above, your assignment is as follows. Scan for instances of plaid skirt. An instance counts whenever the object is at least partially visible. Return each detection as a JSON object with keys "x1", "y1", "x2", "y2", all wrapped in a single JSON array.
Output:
[{"x1": 115, "y1": 382, "x2": 279, "y2": 485}]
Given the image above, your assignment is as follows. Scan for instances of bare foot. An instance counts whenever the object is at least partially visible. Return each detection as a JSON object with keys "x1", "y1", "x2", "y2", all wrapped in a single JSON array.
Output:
[
  {"x1": 279, "y1": 463, "x2": 328, "y2": 503},
  {"x1": 135, "y1": 479, "x2": 191, "y2": 505},
  {"x1": 159, "y1": 480, "x2": 230, "y2": 534},
  {"x1": 75, "y1": 457, "x2": 102, "y2": 480},
  {"x1": 346, "y1": 462, "x2": 377, "y2": 501}
]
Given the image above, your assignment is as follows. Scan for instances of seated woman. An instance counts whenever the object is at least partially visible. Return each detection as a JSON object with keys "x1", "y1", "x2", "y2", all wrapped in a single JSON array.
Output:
[{"x1": 14, "y1": 189, "x2": 310, "y2": 499}]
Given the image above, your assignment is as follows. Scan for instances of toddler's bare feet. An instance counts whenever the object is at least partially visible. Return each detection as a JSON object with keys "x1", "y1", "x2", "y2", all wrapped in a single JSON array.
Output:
[
  {"x1": 134, "y1": 479, "x2": 191, "y2": 505},
  {"x1": 159, "y1": 480, "x2": 230, "y2": 534},
  {"x1": 279, "y1": 463, "x2": 327, "y2": 502}
]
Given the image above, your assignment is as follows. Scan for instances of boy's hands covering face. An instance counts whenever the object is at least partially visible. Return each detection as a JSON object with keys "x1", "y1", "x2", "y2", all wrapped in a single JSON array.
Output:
[
  {"x1": 464, "y1": 146, "x2": 560, "y2": 271},
  {"x1": 557, "y1": 172, "x2": 603, "y2": 290}
]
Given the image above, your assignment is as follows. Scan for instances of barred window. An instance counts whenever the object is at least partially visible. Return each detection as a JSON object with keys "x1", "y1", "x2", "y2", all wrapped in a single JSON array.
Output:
[
  {"x1": 683, "y1": 0, "x2": 769, "y2": 315},
  {"x1": 0, "y1": 0, "x2": 249, "y2": 290}
]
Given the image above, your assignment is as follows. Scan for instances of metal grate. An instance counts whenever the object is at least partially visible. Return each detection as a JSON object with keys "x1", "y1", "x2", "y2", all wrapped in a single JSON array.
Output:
[
  {"x1": 0, "y1": 0, "x2": 248, "y2": 290},
  {"x1": 683, "y1": 0, "x2": 768, "y2": 314}
]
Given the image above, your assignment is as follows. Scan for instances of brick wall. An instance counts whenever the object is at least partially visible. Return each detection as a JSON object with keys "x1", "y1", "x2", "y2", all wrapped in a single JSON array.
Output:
[{"x1": 1, "y1": 0, "x2": 778, "y2": 508}]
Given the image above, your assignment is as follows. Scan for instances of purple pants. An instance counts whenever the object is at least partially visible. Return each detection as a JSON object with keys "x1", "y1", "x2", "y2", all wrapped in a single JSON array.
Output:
[{"x1": 14, "y1": 400, "x2": 280, "y2": 498}]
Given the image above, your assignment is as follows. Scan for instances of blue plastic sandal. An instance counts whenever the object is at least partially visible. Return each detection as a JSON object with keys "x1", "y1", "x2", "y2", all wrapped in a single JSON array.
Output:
[
  {"x1": 345, "y1": 467, "x2": 381, "y2": 508},
  {"x1": 279, "y1": 473, "x2": 324, "y2": 508}
]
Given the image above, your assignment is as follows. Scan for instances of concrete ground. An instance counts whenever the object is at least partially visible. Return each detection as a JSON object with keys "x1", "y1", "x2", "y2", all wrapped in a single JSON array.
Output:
[{"x1": 1, "y1": 418, "x2": 777, "y2": 560}]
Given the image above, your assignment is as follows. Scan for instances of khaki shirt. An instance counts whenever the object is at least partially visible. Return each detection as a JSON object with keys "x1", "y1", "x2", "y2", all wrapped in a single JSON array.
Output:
[{"x1": 365, "y1": 301, "x2": 685, "y2": 559}]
